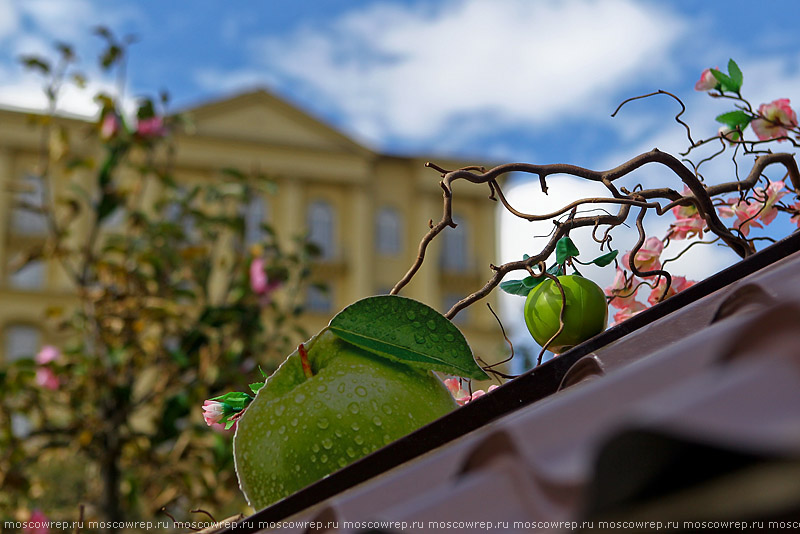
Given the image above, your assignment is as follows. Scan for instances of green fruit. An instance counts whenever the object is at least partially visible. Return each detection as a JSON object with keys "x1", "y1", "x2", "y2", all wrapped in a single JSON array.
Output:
[
  {"x1": 524, "y1": 274, "x2": 608, "y2": 354},
  {"x1": 233, "y1": 330, "x2": 457, "y2": 510}
]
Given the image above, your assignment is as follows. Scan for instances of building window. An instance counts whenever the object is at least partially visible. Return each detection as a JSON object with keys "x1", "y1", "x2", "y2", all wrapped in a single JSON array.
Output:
[
  {"x1": 306, "y1": 285, "x2": 332, "y2": 314},
  {"x1": 4, "y1": 324, "x2": 41, "y2": 362},
  {"x1": 8, "y1": 259, "x2": 45, "y2": 290},
  {"x1": 10, "y1": 175, "x2": 48, "y2": 235},
  {"x1": 243, "y1": 195, "x2": 268, "y2": 246},
  {"x1": 375, "y1": 207, "x2": 402, "y2": 256},
  {"x1": 307, "y1": 200, "x2": 335, "y2": 260},
  {"x1": 440, "y1": 215, "x2": 469, "y2": 272}
]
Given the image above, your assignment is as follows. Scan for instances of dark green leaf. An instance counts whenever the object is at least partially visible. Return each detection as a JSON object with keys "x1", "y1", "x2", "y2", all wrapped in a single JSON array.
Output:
[
  {"x1": 715, "y1": 110, "x2": 751, "y2": 129},
  {"x1": 211, "y1": 391, "x2": 252, "y2": 411},
  {"x1": 728, "y1": 59, "x2": 743, "y2": 91},
  {"x1": 328, "y1": 295, "x2": 488, "y2": 380},
  {"x1": 500, "y1": 275, "x2": 548, "y2": 296},
  {"x1": 547, "y1": 264, "x2": 562, "y2": 276},
  {"x1": 555, "y1": 236, "x2": 580, "y2": 264},
  {"x1": 590, "y1": 250, "x2": 619, "y2": 267}
]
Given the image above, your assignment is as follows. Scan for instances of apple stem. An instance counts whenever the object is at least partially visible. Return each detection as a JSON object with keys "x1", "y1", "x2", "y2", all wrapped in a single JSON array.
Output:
[{"x1": 298, "y1": 343, "x2": 314, "y2": 379}]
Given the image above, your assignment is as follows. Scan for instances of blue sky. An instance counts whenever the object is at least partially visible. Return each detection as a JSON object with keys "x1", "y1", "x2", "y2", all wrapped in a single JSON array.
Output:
[{"x1": 2, "y1": 0, "x2": 799, "y2": 360}]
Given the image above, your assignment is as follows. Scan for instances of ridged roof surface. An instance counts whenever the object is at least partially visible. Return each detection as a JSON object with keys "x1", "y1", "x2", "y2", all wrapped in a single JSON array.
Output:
[{"x1": 218, "y1": 232, "x2": 800, "y2": 534}]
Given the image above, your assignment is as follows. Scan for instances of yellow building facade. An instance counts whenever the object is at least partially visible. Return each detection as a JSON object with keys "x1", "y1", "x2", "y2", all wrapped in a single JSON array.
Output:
[{"x1": 0, "y1": 90, "x2": 504, "y2": 376}]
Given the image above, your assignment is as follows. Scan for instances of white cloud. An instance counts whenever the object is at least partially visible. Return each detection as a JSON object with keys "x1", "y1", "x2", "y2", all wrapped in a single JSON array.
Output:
[{"x1": 213, "y1": 0, "x2": 687, "y2": 147}]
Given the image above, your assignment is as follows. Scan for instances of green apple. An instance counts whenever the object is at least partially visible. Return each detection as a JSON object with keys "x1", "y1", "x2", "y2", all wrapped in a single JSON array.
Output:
[
  {"x1": 233, "y1": 329, "x2": 458, "y2": 510},
  {"x1": 524, "y1": 274, "x2": 608, "y2": 354}
]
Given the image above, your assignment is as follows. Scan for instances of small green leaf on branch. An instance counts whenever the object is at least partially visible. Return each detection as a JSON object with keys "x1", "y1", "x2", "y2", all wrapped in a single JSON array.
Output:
[
  {"x1": 715, "y1": 110, "x2": 751, "y2": 129},
  {"x1": 590, "y1": 250, "x2": 619, "y2": 267},
  {"x1": 555, "y1": 236, "x2": 580, "y2": 265},
  {"x1": 728, "y1": 59, "x2": 743, "y2": 90}
]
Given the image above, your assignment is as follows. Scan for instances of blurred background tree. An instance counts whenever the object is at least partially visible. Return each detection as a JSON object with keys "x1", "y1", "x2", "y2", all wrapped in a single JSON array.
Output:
[{"x1": 0, "y1": 29, "x2": 319, "y2": 530}]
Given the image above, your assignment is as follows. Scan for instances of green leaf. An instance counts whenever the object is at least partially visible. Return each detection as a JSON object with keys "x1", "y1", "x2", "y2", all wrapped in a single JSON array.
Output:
[
  {"x1": 715, "y1": 110, "x2": 751, "y2": 129},
  {"x1": 249, "y1": 382, "x2": 265, "y2": 395},
  {"x1": 211, "y1": 391, "x2": 252, "y2": 411},
  {"x1": 590, "y1": 250, "x2": 619, "y2": 267},
  {"x1": 555, "y1": 236, "x2": 580, "y2": 265},
  {"x1": 728, "y1": 59, "x2": 743, "y2": 91},
  {"x1": 328, "y1": 295, "x2": 488, "y2": 380},
  {"x1": 711, "y1": 69, "x2": 736, "y2": 92}
]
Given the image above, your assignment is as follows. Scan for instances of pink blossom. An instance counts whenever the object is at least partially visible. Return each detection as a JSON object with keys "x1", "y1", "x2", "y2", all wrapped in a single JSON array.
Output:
[
  {"x1": 620, "y1": 237, "x2": 664, "y2": 273},
  {"x1": 35, "y1": 345, "x2": 60, "y2": 365},
  {"x1": 751, "y1": 180, "x2": 787, "y2": 225},
  {"x1": 717, "y1": 198, "x2": 763, "y2": 236},
  {"x1": 135, "y1": 116, "x2": 167, "y2": 139},
  {"x1": 718, "y1": 125, "x2": 741, "y2": 143},
  {"x1": 467, "y1": 385, "x2": 499, "y2": 403},
  {"x1": 751, "y1": 99, "x2": 798, "y2": 141},
  {"x1": 669, "y1": 196, "x2": 705, "y2": 240},
  {"x1": 612, "y1": 301, "x2": 647, "y2": 325},
  {"x1": 100, "y1": 113, "x2": 120, "y2": 141},
  {"x1": 604, "y1": 268, "x2": 639, "y2": 309},
  {"x1": 202, "y1": 400, "x2": 226, "y2": 426},
  {"x1": 647, "y1": 275, "x2": 695, "y2": 306},
  {"x1": 694, "y1": 68, "x2": 718, "y2": 91},
  {"x1": 25, "y1": 510, "x2": 50, "y2": 534},
  {"x1": 790, "y1": 201, "x2": 800, "y2": 228},
  {"x1": 249, "y1": 257, "x2": 281, "y2": 303},
  {"x1": 35, "y1": 367, "x2": 59, "y2": 390},
  {"x1": 444, "y1": 379, "x2": 498, "y2": 405}
]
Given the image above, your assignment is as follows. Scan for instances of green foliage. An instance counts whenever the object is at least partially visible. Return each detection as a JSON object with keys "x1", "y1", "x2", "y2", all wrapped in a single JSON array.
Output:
[
  {"x1": 0, "y1": 32, "x2": 318, "y2": 525},
  {"x1": 329, "y1": 295, "x2": 488, "y2": 380}
]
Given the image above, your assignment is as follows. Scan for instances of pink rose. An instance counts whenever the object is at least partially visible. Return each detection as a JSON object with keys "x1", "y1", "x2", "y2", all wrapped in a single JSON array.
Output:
[
  {"x1": 135, "y1": 116, "x2": 167, "y2": 139},
  {"x1": 25, "y1": 510, "x2": 50, "y2": 534},
  {"x1": 604, "y1": 268, "x2": 639, "y2": 309},
  {"x1": 647, "y1": 275, "x2": 695, "y2": 306},
  {"x1": 35, "y1": 345, "x2": 60, "y2": 365},
  {"x1": 620, "y1": 237, "x2": 664, "y2": 273},
  {"x1": 694, "y1": 68, "x2": 718, "y2": 91},
  {"x1": 35, "y1": 367, "x2": 59, "y2": 390},
  {"x1": 751, "y1": 99, "x2": 798, "y2": 141},
  {"x1": 669, "y1": 194, "x2": 705, "y2": 240}
]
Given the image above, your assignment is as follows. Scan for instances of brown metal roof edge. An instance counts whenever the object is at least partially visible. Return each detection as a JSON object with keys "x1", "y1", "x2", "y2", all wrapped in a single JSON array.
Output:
[{"x1": 223, "y1": 231, "x2": 800, "y2": 532}]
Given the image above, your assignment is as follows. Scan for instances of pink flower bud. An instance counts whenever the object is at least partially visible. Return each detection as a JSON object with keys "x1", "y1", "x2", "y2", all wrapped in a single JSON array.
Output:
[
  {"x1": 249, "y1": 257, "x2": 269, "y2": 294},
  {"x1": 202, "y1": 400, "x2": 226, "y2": 426},
  {"x1": 100, "y1": 113, "x2": 120, "y2": 141},
  {"x1": 694, "y1": 68, "x2": 718, "y2": 91}
]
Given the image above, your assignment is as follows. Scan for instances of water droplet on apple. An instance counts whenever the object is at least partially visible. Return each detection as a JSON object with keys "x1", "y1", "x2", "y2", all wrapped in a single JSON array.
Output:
[
  {"x1": 290, "y1": 418, "x2": 298, "y2": 427},
  {"x1": 354, "y1": 435, "x2": 364, "y2": 445},
  {"x1": 294, "y1": 393, "x2": 306, "y2": 404},
  {"x1": 383, "y1": 434, "x2": 391, "y2": 444},
  {"x1": 430, "y1": 333, "x2": 439, "y2": 342},
  {"x1": 362, "y1": 446, "x2": 370, "y2": 454},
  {"x1": 413, "y1": 321, "x2": 422, "y2": 329},
  {"x1": 372, "y1": 416, "x2": 382, "y2": 427},
  {"x1": 322, "y1": 438, "x2": 333, "y2": 450},
  {"x1": 274, "y1": 405, "x2": 285, "y2": 416},
  {"x1": 320, "y1": 454, "x2": 328, "y2": 464},
  {"x1": 427, "y1": 320, "x2": 437, "y2": 330},
  {"x1": 317, "y1": 384, "x2": 327, "y2": 392},
  {"x1": 346, "y1": 446, "x2": 357, "y2": 458},
  {"x1": 335, "y1": 430, "x2": 343, "y2": 438},
  {"x1": 351, "y1": 422, "x2": 360, "y2": 431},
  {"x1": 316, "y1": 418, "x2": 329, "y2": 429},
  {"x1": 347, "y1": 402, "x2": 360, "y2": 414},
  {"x1": 278, "y1": 425, "x2": 286, "y2": 434},
  {"x1": 414, "y1": 334, "x2": 425, "y2": 344},
  {"x1": 338, "y1": 457, "x2": 347, "y2": 468},
  {"x1": 310, "y1": 455, "x2": 317, "y2": 463},
  {"x1": 337, "y1": 383, "x2": 346, "y2": 394},
  {"x1": 355, "y1": 386, "x2": 368, "y2": 397},
  {"x1": 420, "y1": 308, "x2": 429, "y2": 316},
  {"x1": 382, "y1": 404, "x2": 393, "y2": 415},
  {"x1": 406, "y1": 310, "x2": 416, "y2": 320},
  {"x1": 295, "y1": 465, "x2": 301, "y2": 472},
  {"x1": 444, "y1": 333, "x2": 455, "y2": 342},
  {"x1": 312, "y1": 443, "x2": 320, "y2": 453}
]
